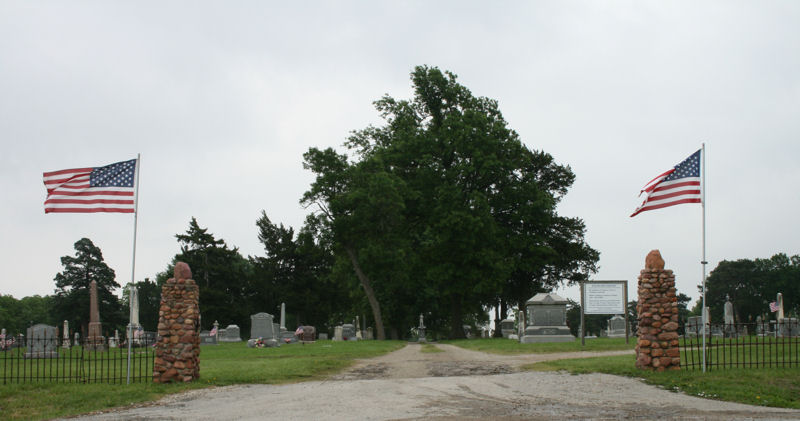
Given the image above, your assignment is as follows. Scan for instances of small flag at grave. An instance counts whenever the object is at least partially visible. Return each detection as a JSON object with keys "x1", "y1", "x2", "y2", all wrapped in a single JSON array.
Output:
[
  {"x1": 769, "y1": 301, "x2": 779, "y2": 312},
  {"x1": 295, "y1": 326, "x2": 304, "y2": 336},
  {"x1": 210, "y1": 326, "x2": 218, "y2": 336}
]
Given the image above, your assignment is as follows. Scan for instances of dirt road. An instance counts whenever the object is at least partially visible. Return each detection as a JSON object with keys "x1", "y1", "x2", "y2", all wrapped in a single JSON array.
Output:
[{"x1": 72, "y1": 343, "x2": 800, "y2": 420}]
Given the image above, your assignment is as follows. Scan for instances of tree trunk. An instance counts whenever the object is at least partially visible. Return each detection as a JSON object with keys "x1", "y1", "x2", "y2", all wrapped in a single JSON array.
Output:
[
  {"x1": 344, "y1": 246, "x2": 386, "y2": 340},
  {"x1": 449, "y1": 294, "x2": 466, "y2": 339}
]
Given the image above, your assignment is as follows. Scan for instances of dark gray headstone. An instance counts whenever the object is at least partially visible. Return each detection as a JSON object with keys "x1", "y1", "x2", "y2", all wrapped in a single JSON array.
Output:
[
  {"x1": 521, "y1": 293, "x2": 573, "y2": 343},
  {"x1": 25, "y1": 324, "x2": 59, "y2": 358},
  {"x1": 199, "y1": 330, "x2": 218, "y2": 345},
  {"x1": 250, "y1": 313, "x2": 276, "y2": 340}
]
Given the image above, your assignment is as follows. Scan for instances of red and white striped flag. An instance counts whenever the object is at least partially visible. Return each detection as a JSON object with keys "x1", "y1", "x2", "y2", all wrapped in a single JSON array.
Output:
[
  {"x1": 631, "y1": 150, "x2": 702, "y2": 217},
  {"x1": 769, "y1": 301, "x2": 779, "y2": 313},
  {"x1": 43, "y1": 159, "x2": 137, "y2": 214}
]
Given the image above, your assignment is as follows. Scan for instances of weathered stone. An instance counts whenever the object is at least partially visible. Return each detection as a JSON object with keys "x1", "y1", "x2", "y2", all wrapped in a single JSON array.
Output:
[
  {"x1": 636, "y1": 251, "x2": 680, "y2": 371},
  {"x1": 174, "y1": 262, "x2": 192, "y2": 280},
  {"x1": 645, "y1": 250, "x2": 665, "y2": 270},
  {"x1": 153, "y1": 261, "x2": 200, "y2": 384}
]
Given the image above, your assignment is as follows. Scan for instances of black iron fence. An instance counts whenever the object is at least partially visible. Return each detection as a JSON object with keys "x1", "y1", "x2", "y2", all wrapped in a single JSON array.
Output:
[
  {"x1": 0, "y1": 331, "x2": 155, "y2": 384},
  {"x1": 681, "y1": 321, "x2": 800, "y2": 370}
]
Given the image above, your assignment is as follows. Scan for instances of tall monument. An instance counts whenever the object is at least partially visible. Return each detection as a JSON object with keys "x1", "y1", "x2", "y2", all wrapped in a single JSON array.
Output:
[{"x1": 86, "y1": 280, "x2": 106, "y2": 351}]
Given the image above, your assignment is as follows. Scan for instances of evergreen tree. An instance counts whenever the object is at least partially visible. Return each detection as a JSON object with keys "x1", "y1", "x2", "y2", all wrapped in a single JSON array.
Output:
[{"x1": 52, "y1": 238, "x2": 123, "y2": 335}]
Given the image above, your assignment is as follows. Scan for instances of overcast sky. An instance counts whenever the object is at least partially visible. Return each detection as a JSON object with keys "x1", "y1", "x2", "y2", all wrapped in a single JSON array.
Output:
[{"x1": 2, "y1": 1, "x2": 798, "y2": 312}]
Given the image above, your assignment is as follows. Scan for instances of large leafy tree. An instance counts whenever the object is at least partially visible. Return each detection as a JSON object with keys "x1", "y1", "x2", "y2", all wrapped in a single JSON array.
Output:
[
  {"x1": 303, "y1": 66, "x2": 598, "y2": 338},
  {"x1": 52, "y1": 238, "x2": 124, "y2": 335}
]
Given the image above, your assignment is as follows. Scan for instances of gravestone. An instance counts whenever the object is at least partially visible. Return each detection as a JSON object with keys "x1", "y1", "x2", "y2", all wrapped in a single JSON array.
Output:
[
  {"x1": 342, "y1": 324, "x2": 357, "y2": 340},
  {"x1": 25, "y1": 324, "x2": 59, "y2": 358},
  {"x1": 86, "y1": 280, "x2": 106, "y2": 351},
  {"x1": 755, "y1": 315, "x2": 766, "y2": 336},
  {"x1": 73, "y1": 332, "x2": 80, "y2": 347},
  {"x1": 520, "y1": 293, "x2": 573, "y2": 343},
  {"x1": 249, "y1": 312, "x2": 278, "y2": 347},
  {"x1": 417, "y1": 314, "x2": 426, "y2": 343},
  {"x1": 686, "y1": 316, "x2": 706, "y2": 337},
  {"x1": 500, "y1": 319, "x2": 515, "y2": 338},
  {"x1": 723, "y1": 295, "x2": 737, "y2": 338},
  {"x1": 300, "y1": 326, "x2": 316, "y2": 342},
  {"x1": 109, "y1": 330, "x2": 119, "y2": 348},
  {"x1": 62, "y1": 320, "x2": 70, "y2": 348},
  {"x1": 606, "y1": 315, "x2": 627, "y2": 338},
  {"x1": 199, "y1": 330, "x2": 218, "y2": 345},
  {"x1": 219, "y1": 324, "x2": 242, "y2": 342},
  {"x1": 779, "y1": 318, "x2": 799, "y2": 337},
  {"x1": 365, "y1": 327, "x2": 373, "y2": 340},
  {"x1": 319, "y1": 333, "x2": 329, "y2": 340},
  {"x1": 333, "y1": 325, "x2": 343, "y2": 341},
  {"x1": 280, "y1": 303, "x2": 286, "y2": 332}
]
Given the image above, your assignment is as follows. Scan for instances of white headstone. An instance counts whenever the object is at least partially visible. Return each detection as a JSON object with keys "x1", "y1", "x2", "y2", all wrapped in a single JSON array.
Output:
[
  {"x1": 130, "y1": 286, "x2": 140, "y2": 327},
  {"x1": 777, "y1": 293, "x2": 785, "y2": 320},
  {"x1": 62, "y1": 320, "x2": 70, "y2": 348},
  {"x1": 280, "y1": 303, "x2": 286, "y2": 331},
  {"x1": 724, "y1": 295, "x2": 734, "y2": 325}
]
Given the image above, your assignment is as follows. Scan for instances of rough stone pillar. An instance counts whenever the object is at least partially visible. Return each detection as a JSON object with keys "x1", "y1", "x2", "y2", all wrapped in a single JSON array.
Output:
[
  {"x1": 636, "y1": 250, "x2": 680, "y2": 371},
  {"x1": 153, "y1": 262, "x2": 200, "y2": 383}
]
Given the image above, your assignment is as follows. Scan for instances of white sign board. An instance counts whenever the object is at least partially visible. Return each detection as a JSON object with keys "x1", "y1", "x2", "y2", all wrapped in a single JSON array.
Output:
[{"x1": 583, "y1": 282, "x2": 625, "y2": 314}]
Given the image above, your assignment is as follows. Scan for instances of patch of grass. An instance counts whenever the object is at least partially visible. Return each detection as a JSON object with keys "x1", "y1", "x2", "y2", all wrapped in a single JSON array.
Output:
[
  {"x1": 420, "y1": 344, "x2": 444, "y2": 353},
  {"x1": 527, "y1": 354, "x2": 800, "y2": 409},
  {"x1": 0, "y1": 340, "x2": 404, "y2": 420},
  {"x1": 441, "y1": 337, "x2": 635, "y2": 354}
]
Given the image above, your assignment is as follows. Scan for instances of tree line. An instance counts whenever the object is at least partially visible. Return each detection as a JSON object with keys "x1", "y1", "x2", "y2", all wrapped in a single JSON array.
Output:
[{"x1": 696, "y1": 253, "x2": 799, "y2": 324}]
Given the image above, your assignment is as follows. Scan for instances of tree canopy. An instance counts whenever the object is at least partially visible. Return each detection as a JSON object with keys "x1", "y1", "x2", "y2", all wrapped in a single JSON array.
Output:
[
  {"x1": 51, "y1": 238, "x2": 124, "y2": 335},
  {"x1": 302, "y1": 66, "x2": 599, "y2": 338},
  {"x1": 702, "y1": 253, "x2": 800, "y2": 323}
]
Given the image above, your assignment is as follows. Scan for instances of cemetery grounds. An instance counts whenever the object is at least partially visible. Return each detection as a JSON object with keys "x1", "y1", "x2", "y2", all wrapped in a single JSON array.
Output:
[{"x1": 1, "y1": 338, "x2": 799, "y2": 420}]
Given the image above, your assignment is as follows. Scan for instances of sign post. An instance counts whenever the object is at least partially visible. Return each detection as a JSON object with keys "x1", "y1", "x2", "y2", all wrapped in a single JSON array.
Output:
[{"x1": 580, "y1": 280, "x2": 629, "y2": 346}]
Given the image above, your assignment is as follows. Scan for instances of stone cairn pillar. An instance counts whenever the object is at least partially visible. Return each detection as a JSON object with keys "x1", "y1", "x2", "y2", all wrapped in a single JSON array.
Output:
[
  {"x1": 636, "y1": 250, "x2": 680, "y2": 371},
  {"x1": 153, "y1": 262, "x2": 200, "y2": 383}
]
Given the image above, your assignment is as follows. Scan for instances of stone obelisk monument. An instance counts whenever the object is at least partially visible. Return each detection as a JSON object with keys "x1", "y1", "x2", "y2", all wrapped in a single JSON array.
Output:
[{"x1": 86, "y1": 280, "x2": 106, "y2": 351}]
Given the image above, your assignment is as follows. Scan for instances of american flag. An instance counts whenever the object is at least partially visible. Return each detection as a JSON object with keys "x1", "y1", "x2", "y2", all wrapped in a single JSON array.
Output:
[
  {"x1": 631, "y1": 150, "x2": 702, "y2": 217},
  {"x1": 769, "y1": 301, "x2": 779, "y2": 312},
  {"x1": 210, "y1": 326, "x2": 218, "y2": 336},
  {"x1": 43, "y1": 159, "x2": 137, "y2": 213}
]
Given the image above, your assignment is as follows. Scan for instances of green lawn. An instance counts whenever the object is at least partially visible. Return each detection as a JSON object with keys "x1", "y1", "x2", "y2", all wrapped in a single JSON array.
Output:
[
  {"x1": 527, "y1": 354, "x2": 800, "y2": 409},
  {"x1": 442, "y1": 337, "x2": 636, "y2": 354},
  {"x1": 0, "y1": 340, "x2": 404, "y2": 420}
]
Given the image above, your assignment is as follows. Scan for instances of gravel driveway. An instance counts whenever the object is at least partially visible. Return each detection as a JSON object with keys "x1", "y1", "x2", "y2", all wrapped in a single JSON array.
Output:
[{"x1": 71, "y1": 343, "x2": 800, "y2": 420}]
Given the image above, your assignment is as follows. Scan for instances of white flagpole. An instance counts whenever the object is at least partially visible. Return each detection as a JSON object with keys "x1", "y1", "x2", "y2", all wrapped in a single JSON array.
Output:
[
  {"x1": 127, "y1": 153, "x2": 141, "y2": 384},
  {"x1": 701, "y1": 143, "x2": 707, "y2": 373}
]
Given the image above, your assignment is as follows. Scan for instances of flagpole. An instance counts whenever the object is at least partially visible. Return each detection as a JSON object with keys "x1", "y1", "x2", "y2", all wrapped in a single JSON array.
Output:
[
  {"x1": 701, "y1": 143, "x2": 707, "y2": 373},
  {"x1": 127, "y1": 153, "x2": 141, "y2": 385}
]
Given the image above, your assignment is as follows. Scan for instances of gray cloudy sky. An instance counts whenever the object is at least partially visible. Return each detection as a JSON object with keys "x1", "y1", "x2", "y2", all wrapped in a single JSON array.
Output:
[{"x1": 2, "y1": 1, "x2": 799, "y2": 310}]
